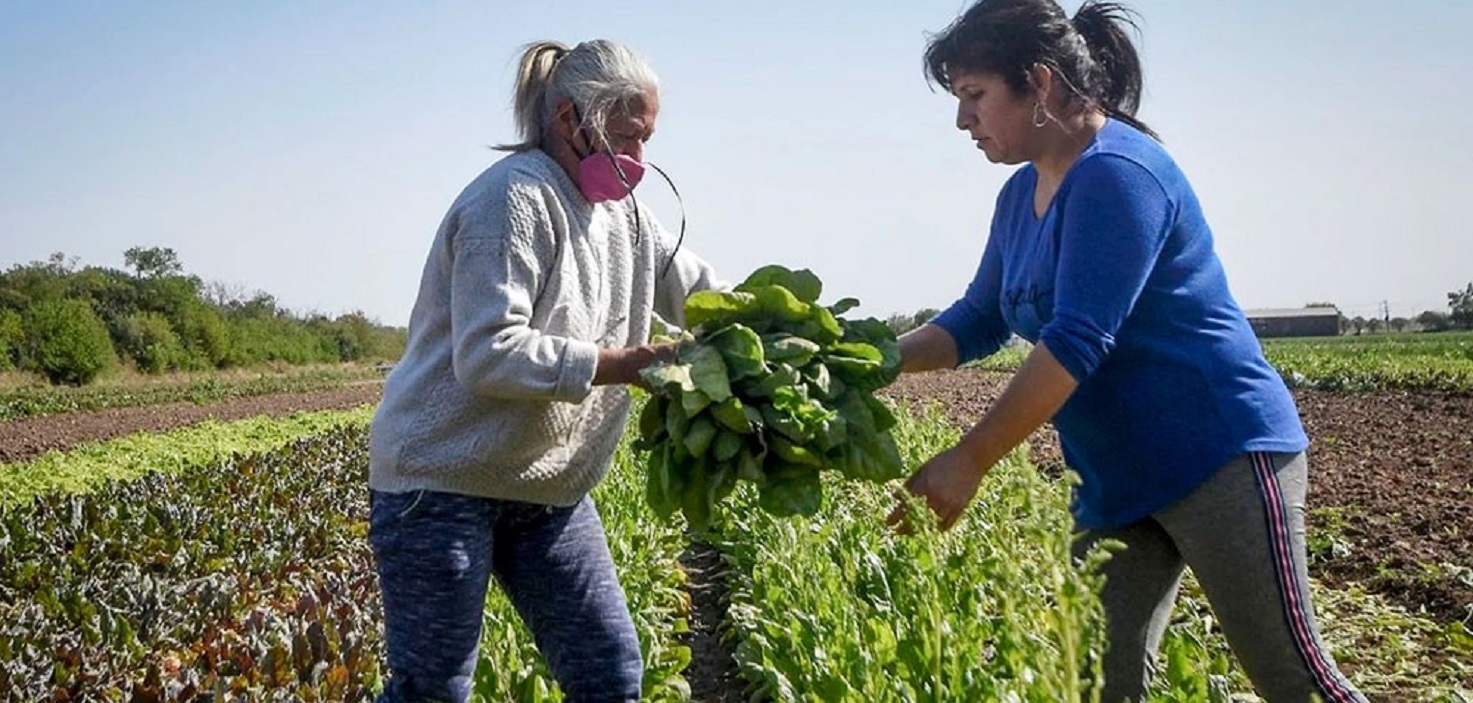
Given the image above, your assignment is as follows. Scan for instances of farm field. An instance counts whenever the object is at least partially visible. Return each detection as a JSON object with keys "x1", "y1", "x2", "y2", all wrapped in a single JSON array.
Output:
[
  {"x1": 0, "y1": 363, "x2": 386, "y2": 423},
  {"x1": 0, "y1": 346, "x2": 1469, "y2": 701}
]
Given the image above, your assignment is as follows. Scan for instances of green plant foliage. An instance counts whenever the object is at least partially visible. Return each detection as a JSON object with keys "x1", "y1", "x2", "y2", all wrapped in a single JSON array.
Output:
[
  {"x1": 118, "y1": 311, "x2": 186, "y2": 374},
  {"x1": 1263, "y1": 332, "x2": 1473, "y2": 392},
  {"x1": 22, "y1": 298, "x2": 117, "y2": 385},
  {"x1": 0, "y1": 249, "x2": 407, "y2": 384},
  {"x1": 636, "y1": 265, "x2": 904, "y2": 531},
  {"x1": 0, "y1": 309, "x2": 21, "y2": 370},
  {"x1": 710, "y1": 407, "x2": 1126, "y2": 701},
  {"x1": 0, "y1": 422, "x2": 384, "y2": 700},
  {"x1": 0, "y1": 406, "x2": 375, "y2": 506}
]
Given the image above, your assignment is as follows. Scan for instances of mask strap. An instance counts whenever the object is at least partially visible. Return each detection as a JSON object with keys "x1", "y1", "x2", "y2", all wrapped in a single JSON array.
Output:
[
  {"x1": 569, "y1": 104, "x2": 596, "y2": 159},
  {"x1": 644, "y1": 162, "x2": 685, "y2": 279}
]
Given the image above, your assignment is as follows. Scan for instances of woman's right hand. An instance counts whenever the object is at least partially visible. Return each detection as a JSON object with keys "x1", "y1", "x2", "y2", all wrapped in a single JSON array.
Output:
[{"x1": 594, "y1": 343, "x2": 680, "y2": 388}]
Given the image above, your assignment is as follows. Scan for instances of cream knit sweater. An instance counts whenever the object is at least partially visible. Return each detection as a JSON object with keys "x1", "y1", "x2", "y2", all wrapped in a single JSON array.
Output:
[{"x1": 368, "y1": 149, "x2": 721, "y2": 505}]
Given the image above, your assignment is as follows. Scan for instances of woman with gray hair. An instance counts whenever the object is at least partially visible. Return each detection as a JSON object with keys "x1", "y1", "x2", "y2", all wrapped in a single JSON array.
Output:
[{"x1": 366, "y1": 39, "x2": 721, "y2": 702}]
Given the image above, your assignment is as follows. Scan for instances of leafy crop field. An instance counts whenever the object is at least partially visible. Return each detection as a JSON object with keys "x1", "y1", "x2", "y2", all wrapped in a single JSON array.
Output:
[
  {"x1": 975, "y1": 332, "x2": 1473, "y2": 394},
  {"x1": 1, "y1": 399, "x2": 1467, "y2": 701},
  {"x1": 1262, "y1": 332, "x2": 1473, "y2": 392}
]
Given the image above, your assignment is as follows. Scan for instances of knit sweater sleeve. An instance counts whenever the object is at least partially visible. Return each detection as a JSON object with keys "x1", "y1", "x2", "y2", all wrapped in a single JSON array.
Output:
[
  {"x1": 448, "y1": 181, "x2": 599, "y2": 403},
  {"x1": 1039, "y1": 154, "x2": 1173, "y2": 382}
]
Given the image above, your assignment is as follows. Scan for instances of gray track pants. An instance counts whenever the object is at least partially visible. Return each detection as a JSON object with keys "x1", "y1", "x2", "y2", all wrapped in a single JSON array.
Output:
[{"x1": 1074, "y1": 452, "x2": 1366, "y2": 703}]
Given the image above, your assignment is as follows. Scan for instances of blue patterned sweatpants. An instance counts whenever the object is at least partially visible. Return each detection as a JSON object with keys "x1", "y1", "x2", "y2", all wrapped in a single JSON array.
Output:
[{"x1": 368, "y1": 489, "x2": 643, "y2": 703}]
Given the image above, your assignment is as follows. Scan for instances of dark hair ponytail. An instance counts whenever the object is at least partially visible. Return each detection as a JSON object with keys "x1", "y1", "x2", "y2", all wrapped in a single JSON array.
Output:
[
  {"x1": 1070, "y1": 2, "x2": 1154, "y2": 138},
  {"x1": 924, "y1": 0, "x2": 1157, "y2": 140}
]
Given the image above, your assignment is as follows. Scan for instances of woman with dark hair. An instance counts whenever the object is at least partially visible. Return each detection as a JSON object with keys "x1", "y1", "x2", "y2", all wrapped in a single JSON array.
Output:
[{"x1": 890, "y1": 1, "x2": 1365, "y2": 700}]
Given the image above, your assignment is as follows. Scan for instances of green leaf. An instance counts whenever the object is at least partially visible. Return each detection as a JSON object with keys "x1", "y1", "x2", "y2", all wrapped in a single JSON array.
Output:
[
  {"x1": 737, "y1": 265, "x2": 823, "y2": 304},
  {"x1": 736, "y1": 447, "x2": 764, "y2": 483},
  {"x1": 763, "y1": 335, "x2": 821, "y2": 366},
  {"x1": 836, "y1": 430, "x2": 905, "y2": 482},
  {"x1": 713, "y1": 430, "x2": 743, "y2": 462},
  {"x1": 802, "y1": 362, "x2": 832, "y2": 399},
  {"x1": 828, "y1": 297, "x2": 861, "y2": 315},
  {"x1": 638, "y1": 396, "x2": 666, "y2": 443},
  {"x1": 679, "y1": 459, "x2": 714, "y2": 532},
  {"x1": 679, "y1": 458, "x2": 735, "y2": 533},
  {"x1": 683, "y1": 416, "x2": 718, "y2": 457},
  {"x1": 864, "y1": 395, "x2": 898, "y2": 433},
  {"x1": 770, "y1": 385, "x2": 835, "y2": 441},
  {"x1": 757, "y1": 466, "x2": 823, "y2": 517},
  {"x1": 645, "y1": 446, "x2": 680, "y2": 520},
  {"x1": 710, "y1": 397, "x2": 754, "y2": 434},
  {"x1": 641, "y1": 363, "x2": 696, "y2": 394},
  {"x1": 684, "y1": 345, "x2": 733, "y2": 403},
  {"x1": 834, "y1": 390, "x2": 875, "y2": 435},
  {"x1": 681, "y1": 389, "x2": 712, "y2": 417},
  {"x1": 750, "y1": 286, "x2": 812, "y2": 324},
  {"x1": 770, "y1": 436, "x2": 822, "y2": 467},
  {"x1": 707, "y1": 324, "x2": 766, "y2": 380},
  {"x1": 744, "y1": 363, "x2": 802, "y2": 398},
  {"x1": 801, "y1": 306, "x2": 844, "y2": 344},
  {"x1": 685, "y1": 290, "x2": 756, "y2": 330},
  {"x1": 665, "y1": 399, "x2": 691, "y2": 444}
]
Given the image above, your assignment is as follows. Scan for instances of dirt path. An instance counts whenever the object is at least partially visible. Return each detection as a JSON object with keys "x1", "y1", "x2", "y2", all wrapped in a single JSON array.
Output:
[
  {"x1": 680, "y1": 542, "x2": 746, "y2": 702},
  {"x1": 0, "y1": 384, "x2": 382, "y2": 464}
]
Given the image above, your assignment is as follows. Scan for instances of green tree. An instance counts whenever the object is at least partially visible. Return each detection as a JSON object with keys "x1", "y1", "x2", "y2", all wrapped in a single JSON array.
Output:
[
  {"x1": 24, "y1": 298, "x2": 117, "y2": 385},
  {"x1": 0, "y1": 309, "x2": 22, "y2": 370},
  {"x1": 118, "y1": 311, "x2": 185, "y2": 373},
  {"x1": 1449, "y1": 283, "x2": 1473, "y2": 330},
  {"x1": 123, "y1": 246, "x2": 183, "y2": 279},
  {"x1": 885, "y1": 307, "x2": 943, "y2": 335},
  {"x1": 0, "y1": 256, "x2": 73, "y2": 311},
  {"x1": 1417, "y1": 310, "x2": 1453, "y2": 332},
  {"x1": 174, "y1": 300, "x2": 231, "y2": 368}
]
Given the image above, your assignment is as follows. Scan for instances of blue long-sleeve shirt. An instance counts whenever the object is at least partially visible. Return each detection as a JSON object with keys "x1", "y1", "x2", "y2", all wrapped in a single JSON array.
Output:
[{"x1": 932, "y1": 119, "x2": 1306, "y2": 529}]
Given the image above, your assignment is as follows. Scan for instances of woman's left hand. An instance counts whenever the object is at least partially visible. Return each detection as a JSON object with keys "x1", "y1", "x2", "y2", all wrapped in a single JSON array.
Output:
[{"x1": 888, "y1": 444, "x2": 989, "y2": 533}]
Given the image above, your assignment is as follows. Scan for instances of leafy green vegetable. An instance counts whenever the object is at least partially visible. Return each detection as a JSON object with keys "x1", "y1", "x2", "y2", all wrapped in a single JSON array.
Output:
[{"x1": 637, "y1": 264, "x2": 906, "y2": 531}]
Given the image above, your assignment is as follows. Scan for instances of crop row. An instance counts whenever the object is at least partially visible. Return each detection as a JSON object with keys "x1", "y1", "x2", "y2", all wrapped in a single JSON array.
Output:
[
  {"x1": 1263, "y1": 333, "x2": 1473, "y2": 392},
  {"x1": 0, "y1": 364, "x2": 381, "y2": 421}
]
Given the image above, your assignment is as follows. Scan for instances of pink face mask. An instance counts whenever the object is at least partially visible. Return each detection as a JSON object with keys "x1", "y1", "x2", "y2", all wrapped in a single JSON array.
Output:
[
  {"x1": 578, "y1": 151, "x2": 645, "y2": 203},
  {"x1": 569, "y1": 105, "x2": 646, "y2": 203}
]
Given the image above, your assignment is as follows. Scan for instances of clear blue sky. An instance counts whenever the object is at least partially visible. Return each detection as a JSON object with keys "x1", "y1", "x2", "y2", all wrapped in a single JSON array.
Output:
[{"x1": 3, "y1": 1, "x2": 1469, "y2": 326}]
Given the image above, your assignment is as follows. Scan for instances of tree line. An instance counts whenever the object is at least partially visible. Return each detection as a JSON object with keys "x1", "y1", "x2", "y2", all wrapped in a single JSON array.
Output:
[
  {"x1": 0, "y1": 247, "x2": 407, "y2": 385},
  {"x1": 1308, "y1": 283, "x2": 1473, "y2": 335}
]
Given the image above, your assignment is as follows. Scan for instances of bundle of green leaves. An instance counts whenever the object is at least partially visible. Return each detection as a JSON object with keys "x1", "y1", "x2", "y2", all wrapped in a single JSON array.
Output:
[{"x1": 636, "y1": 265, "x2": 905, "y2": 531}]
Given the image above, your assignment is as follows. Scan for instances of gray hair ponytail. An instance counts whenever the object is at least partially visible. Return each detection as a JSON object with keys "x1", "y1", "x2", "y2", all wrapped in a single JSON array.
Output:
[{"x1": 495, "y1": 39, "x2": 659, "y2": 152}]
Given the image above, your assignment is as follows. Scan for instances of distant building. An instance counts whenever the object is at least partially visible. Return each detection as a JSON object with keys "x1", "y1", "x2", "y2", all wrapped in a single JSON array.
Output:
[{"x1": 1244, "y1": 308, "x2": 1341, "y2": 338}]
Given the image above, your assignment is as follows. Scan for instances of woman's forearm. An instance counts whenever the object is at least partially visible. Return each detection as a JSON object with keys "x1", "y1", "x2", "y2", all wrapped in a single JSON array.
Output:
[
  {"x1": 898, "y1": 324, "x2": 960, "y2": 373},
  {"x1": 956, "y1": 341, "x2": 1078, "y2": 468}
]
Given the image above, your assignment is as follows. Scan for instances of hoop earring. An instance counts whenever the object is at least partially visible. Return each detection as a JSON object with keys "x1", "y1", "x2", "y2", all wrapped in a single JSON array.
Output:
[{"x1": 1031, "y1": 102, "x2": 1049, "y2": 128}]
